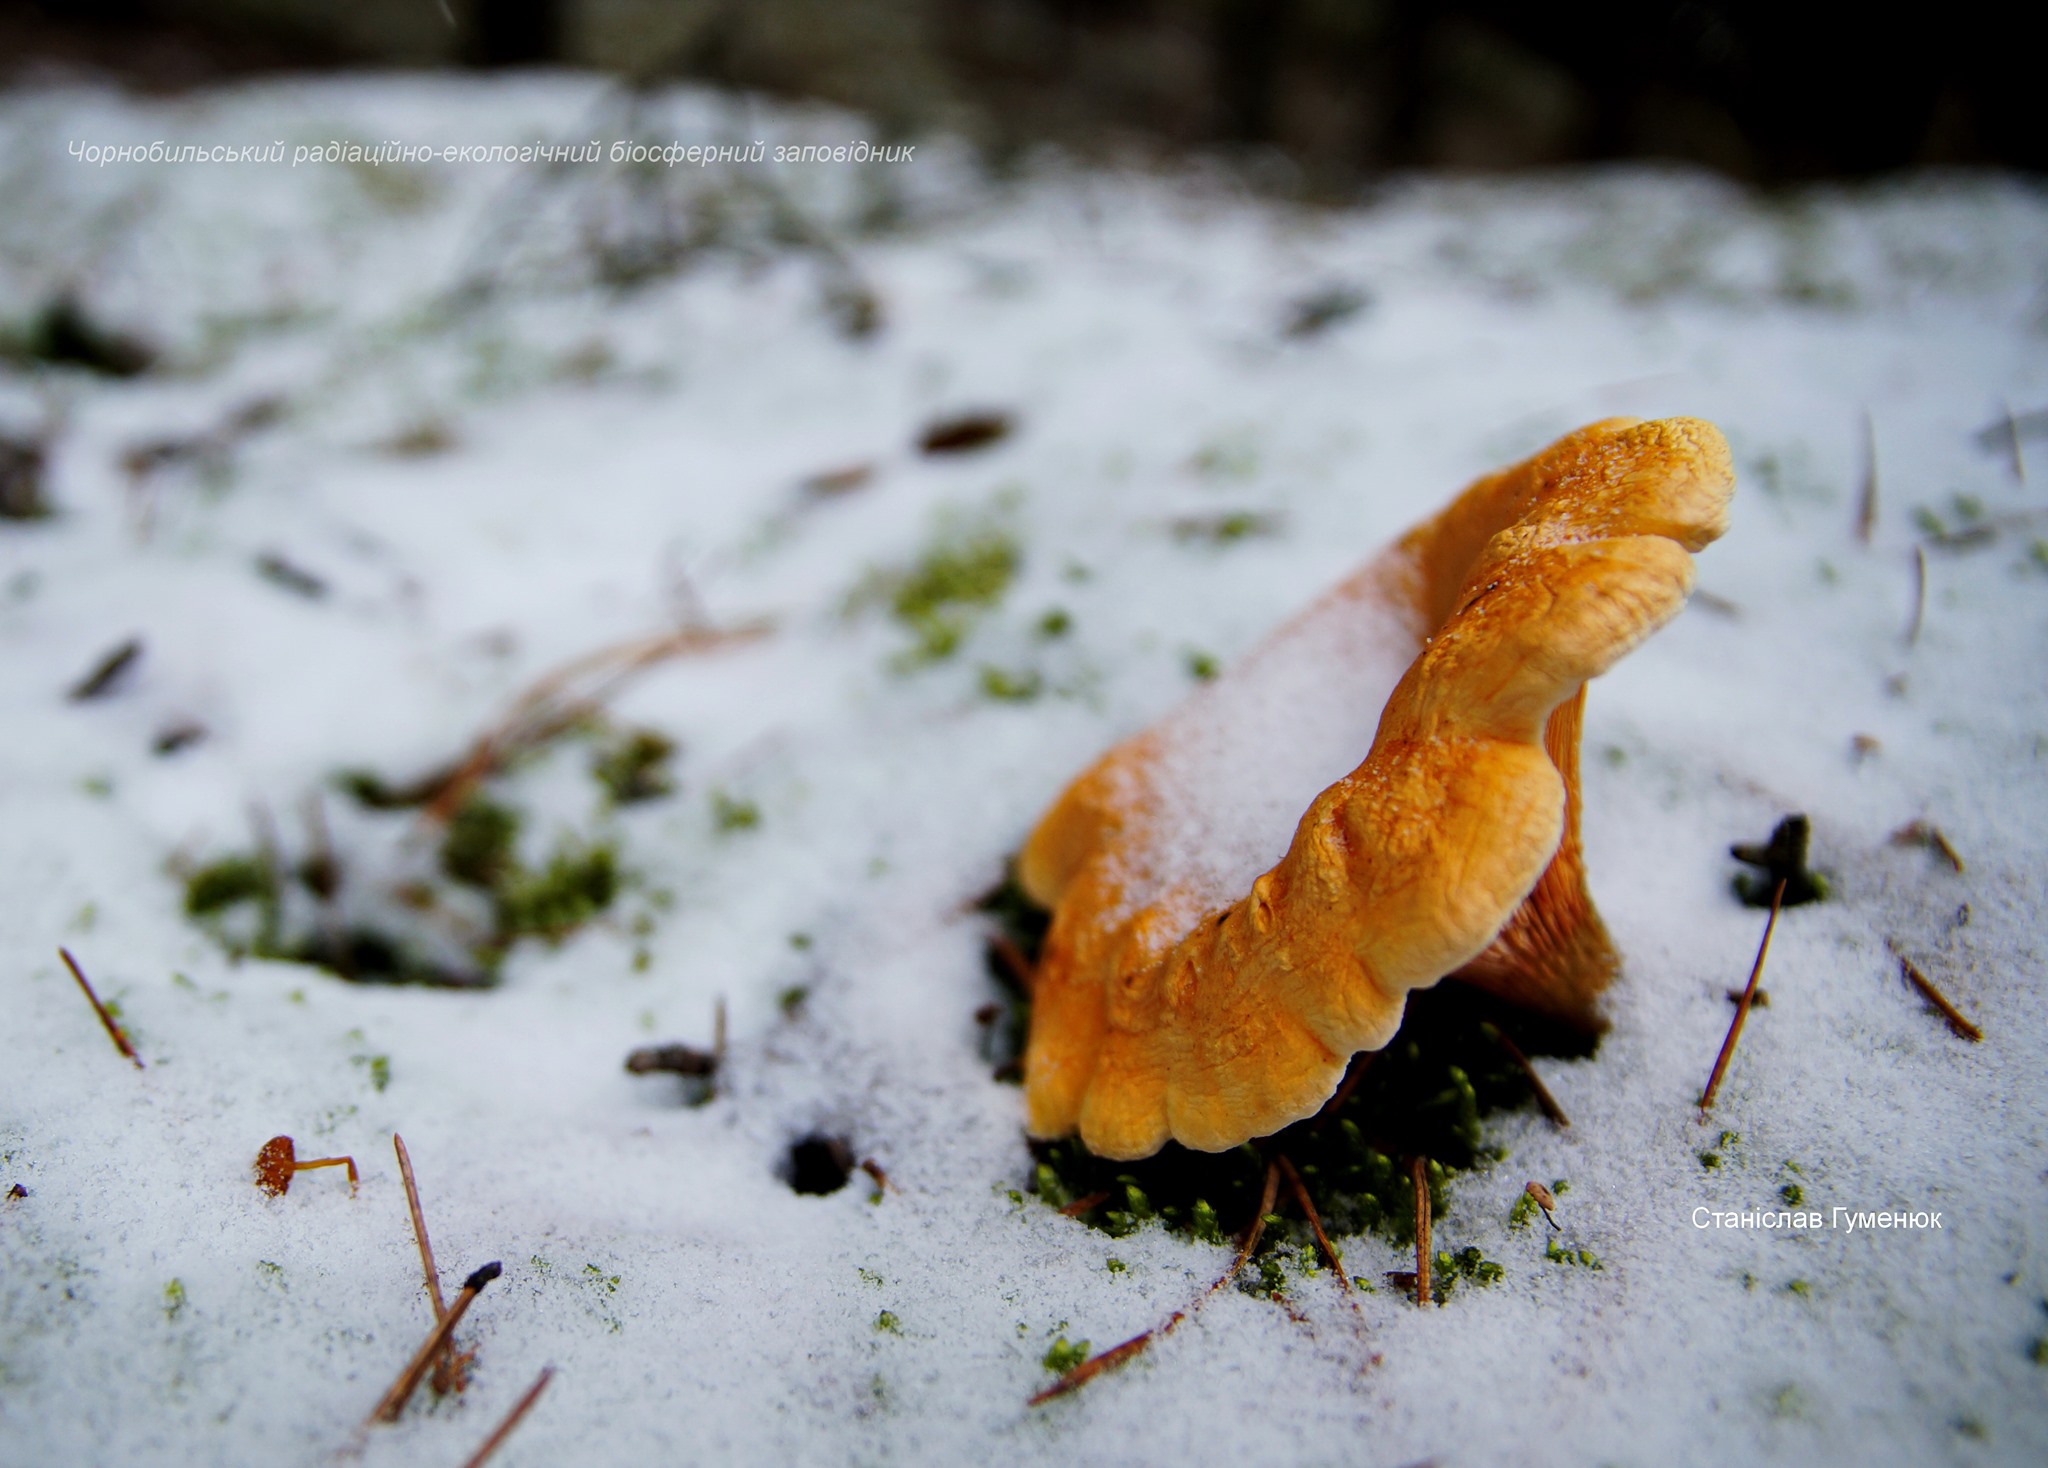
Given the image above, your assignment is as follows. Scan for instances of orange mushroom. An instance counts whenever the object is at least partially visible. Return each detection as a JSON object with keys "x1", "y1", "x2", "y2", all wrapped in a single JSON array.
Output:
[{"x1": 1017, "y1": 417, "x2": 1734, "y2": 1160}]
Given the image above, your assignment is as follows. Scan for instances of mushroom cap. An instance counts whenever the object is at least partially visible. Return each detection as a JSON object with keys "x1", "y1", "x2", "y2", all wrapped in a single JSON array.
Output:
[{"x1": 1018, "y1": 417, "x2": 1734, "y2": 1159}]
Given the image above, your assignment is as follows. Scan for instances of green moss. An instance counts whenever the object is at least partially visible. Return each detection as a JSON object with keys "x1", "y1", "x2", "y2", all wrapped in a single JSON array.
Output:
[
  {"x1": 1104, "y1": 1258, "x2": 1127, "y2": 1274},
  {"x1": 494, "y1": 840, "x2": 619, "y2": 942},
  {"x1": 978, "y1": 665, "x2": 1043, "y2": 703},
  {"x1": 1545, "y1": 1238, "x2": 1603, "y2": 1270},
  {"x1": 1185, "y1": 650, "x2": 1220, "y2": 681},
  {"x1": 162, "y1": 1279, "x2": 186, "y2": 1320},
  {"x1": 1508, "y1": 1191, "x2": 1537, "y2": 1229},
  {"x1": 1036, "y1": 609, "x2": 1072, "y2": 639},
  {"x1": 711, "y1": 790, "x2": 761, "y2": 833},
  {"x1": 868, "y1": 520, "x2": 1022, "y2": 668},
  {"x1": 1431, "y1": 1246, "x2": 1504, "y2": 1301},
  {"x1": 591, "y1": 728, "x2": 676, "y2": 805},
  {"x1": 353, "y1": 1054, "x2": 391, "y2": 1093},
  {"x1": 1699, "y1": 1151, "x2": 1722, "y2": 1170},
  {"x1": 1785, "y1": 1278, "x2": 1811, "y2": 1297},
  {"x1": 1042, "y1": 1336, "x2": 1089, "y2": 1374},
  {"x1": 183, "y1": 856, "x2": 276, "y2": 917},
  {"x1": 2028, "y1": 1336, "x2": 2048, "y2": 1365},
  {"x1": 1781, "y1": 1183, "x2": 1804, "y2": 1207},
  {"x1": 440, "y1": 796, "x2": 520, "y2": 889},
  {"x1": 778, "y1": 985, "x2": 810, "y2": 1017}
]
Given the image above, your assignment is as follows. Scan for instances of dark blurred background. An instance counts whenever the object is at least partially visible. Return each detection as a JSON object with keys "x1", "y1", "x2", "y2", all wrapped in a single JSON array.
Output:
[{"x1": 3, "y1": 0, "x2": 2042, "y2": 185}]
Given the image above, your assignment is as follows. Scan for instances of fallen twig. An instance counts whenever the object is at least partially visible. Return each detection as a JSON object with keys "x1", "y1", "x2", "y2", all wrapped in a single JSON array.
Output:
[
  {"x1": 66, "y1": 638, "x2": 142, "y2": 702},
  {"x1": 1699, "y1": 879, "x2": 1785, "y2": 1114},
  {"x1": 1057, "y1": 1191, "x2": 1111, "y2": 1219},
  {"x1": 369, "y1": 1263, "x2": 502, "y2": 1424},
  {"x1": 1889, "y1": 820, "x2": 1964, "y2": 873},
  {"x1": 1885, "y1": 939, "x2": 1984, "y2": 1042},
  {"x1": 459, "y1": 1366, "x2": 555, "y2": 1468},
  {"x1": 1276, "y1": 1154, "x2": 1349, "y2": 1292},
  {"x1": 1904, "y1": 546, "x2": 1926, "y2": 648},
  {"x1": 1524, "y1": 1181, "x2": 1562, "y2": 1231},
  {"x1": 393, "y1": 1134, "x2": 472, "y2": 1395},
  {"x1": 1481, "y1": 1023, "x2": 1569, "y2": 1128},
  {"x1": 1411, "y1": 1156, "x2": 1432, "y2": 1307},
  {"x1": 422, "y1": 621, "x2": 772, "y2": 823},
  {"x1": 57, "y1": 948, "x2": 143, "y2": 1068},
  {"x1": 1856, "y1": 411, "x2": 1878, "y2": 544},
  {"x1": 1030, "y1": 1161, "x2": 1280, "y2": 1406}
]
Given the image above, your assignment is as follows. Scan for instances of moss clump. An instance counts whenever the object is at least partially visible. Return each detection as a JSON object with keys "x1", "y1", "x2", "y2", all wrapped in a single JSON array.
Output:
[
  {"x1": 711, "y1": 790, "x2": 760, "y2": 833},
  {"x1": 861, "y1": 519, "x2": 1022, "y2": 668},
  {"x1": 1431, "y1": 1246, "x2": 1505, "y2": 1301},
  {"x1": 184, "y1": 856, "x2": 277, "y2": 917},
  {"x1": 495, "y1": 840, "x2": 619, "y2": 942},
  {"x1": 1041, "y1": 1337, "x2": 1089, "y2": 1374},
  {"x1": 440, "y1": 796, "x2": 521, "y2": 889},
  {"x1": 591, "y1": 729, "x2": 676, "y2": 805},
  {"x1": 875, "y1": 1310, "x2": 902, "y2": 1334},
  {"x1": 978, "y1": 665, "x2": 1042, "y2": 703}
]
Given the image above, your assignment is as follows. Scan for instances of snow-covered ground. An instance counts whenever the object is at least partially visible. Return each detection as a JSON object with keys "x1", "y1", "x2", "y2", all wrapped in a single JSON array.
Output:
[{"x1": 3, "y1": 73, "x2": 2045, "y2": 1468}]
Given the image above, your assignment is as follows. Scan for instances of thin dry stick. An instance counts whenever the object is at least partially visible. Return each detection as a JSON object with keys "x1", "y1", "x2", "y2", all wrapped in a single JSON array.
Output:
[
  {"x1": 393, "y1": 1135, "x2": 469, "y2": 1394},
  {"x1": 1484, "y1": 1024, "x2": 1570, "y2": 1128},
  {"x1": 1313, "y1": 1049, "x2": 1374, "y2": 1128},
  {"x1": 1856, "y1": 411, "x2": 1879, "y2": 544},
  {"x1": 393, "y1": 1135, "x2": 447, "y2": 1317},
  {"x1": 1904, "y1": 546, "x2": 1927, "y2": 647},
  {"x1": 423, "y1": 622, "x2": 771, "y2": 822},
  {"x1": 459, "y1": 1366, "x2": 556, "y2": 1468},
  {"x1": 1699, "y1": 879, "x2": 1786, "y2": 1114},
  {"x1": 986, "y1": 934, "x2": 1034, "y2": 993},
  {"x1": 1057, "y1": 1191, "x2": 1110, "y2": 1218},
  {"x1": 1275, "y1": 1154, "x2": 1349, "y2": 1293},
  {"x1": 1030, "y1": 1162, "x2": 1280, "y2": 1407},
  {"x1": 368, "y1": 1263, "x2": 501, "y2": 1425},
  {"x1": 711, "y1": 997, "x2": 728, "y2": 1099},
  {"x1": 57, "y1": 948, "x2": 143, "y2": 1068},
  {"x1": 1411, "y1": 1156, "x2": 1432, "y2": 1307},
  {"x1": 1886, "y1": 940, "x2": 1984, "y2": 1042},
  {"x1": 1999, "y1": 401, "x2": 2026, "y2": 483}
]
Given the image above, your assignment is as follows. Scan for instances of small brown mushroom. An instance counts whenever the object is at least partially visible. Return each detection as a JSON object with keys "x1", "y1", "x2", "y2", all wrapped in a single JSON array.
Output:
[{"x1": 253, "y1": 1135, "x2": 358, "y2": 1197}]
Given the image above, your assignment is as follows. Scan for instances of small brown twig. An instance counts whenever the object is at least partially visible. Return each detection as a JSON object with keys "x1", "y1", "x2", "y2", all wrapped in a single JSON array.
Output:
[
  {"x1": 459, "y1": 1366, "x2": 556, "y2": 1468},
  {"x1": 1057, "y1": 1191, "x2": 1111, "y2": 1218},
  {"x1": 368, "y1": 1263, "x2": 501, "y2": 1424},
  {"x1": 1275, "y1": 1154, "x2": 1348, "y2": 1293},
  {"x1": 1524, "y1": 1180, "x2": 1562, "y2": 1231},
  {"x1": 1313, "y1": 1050, "x2": 1374, "y2": 1128},
  {"x1": 394, "y1": 1134, "x2": 446, "y2": 1314},
  {"x1": 1725, "y1": 989, "x2": 1771, "y2": 1008},
  {"x1": 1886, "y1": 939, "x2": 1984, "y2": 1042},
  {"x1": 859, "y1": 1158, "x2": 894, "y2": 1195},
  {"x1": 1411, "y1": 1156, "x2": 1433, "y2": 1307},
  {"x1": 712, "y1": 996, "x2": 728, "y2": 1100},
  {"x1": 57, "y1": 948, "x2": 142, "y2": 1068},
  {"x1": 1904, "y1": 546, "x2": 1927, "y2": 648},
  {"x1": 1028, "y1": 1325, "x2": 1173, "y2": 1407},
  {"x1": 422, "y1": 622, "x2": 771, "y2": 823},
  {"x1": 1030, "y1": 1161, "x2": 1280, "y2": 1407},
  {"x1": 393, "y1": 1135, "x2": 472, "y2": 1395},
  {"x1": 1856, "y1": 411, "x2": 1878, "y2": 544},
  {"x1": 1889, "y1": 820, "x2": 1964, "y2": 874},
  {"x1": 985, "y1": 934, "x2": 1034, "y2": 994},
  {"x1": 1482, "y1": 1023, "x2": 1569, "y2": 1128},
  {"x1": 1699, "y1": 879, "x2": 1785, "y2": 1115}
]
